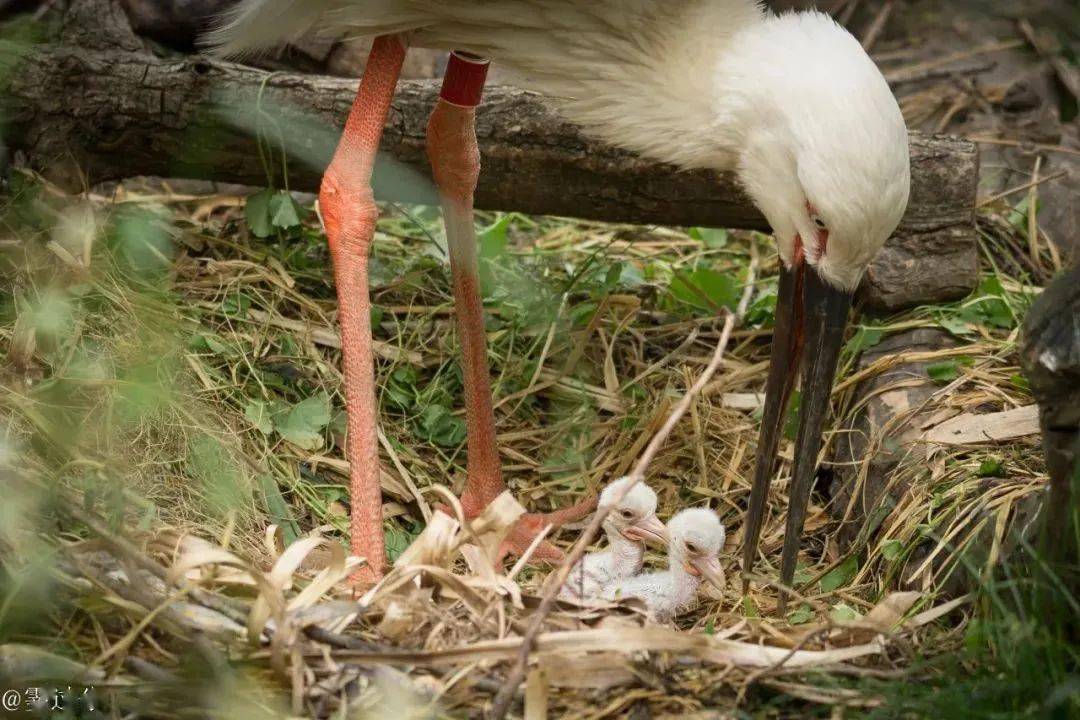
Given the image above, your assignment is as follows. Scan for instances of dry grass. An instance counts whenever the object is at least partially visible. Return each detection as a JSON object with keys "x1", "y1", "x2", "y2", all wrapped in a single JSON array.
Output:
[{"x1": 0, "y1": 162, "x2": 1058, "y2": 717}]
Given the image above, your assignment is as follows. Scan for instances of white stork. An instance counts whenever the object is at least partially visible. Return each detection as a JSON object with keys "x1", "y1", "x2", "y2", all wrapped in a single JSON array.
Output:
[
  {"x1": 559, "y1": 476, "x2": 668, "y2": 602},
  {"x1": 207, "y1": 1, "x2": 911, "y2": 605},
  {"x1": 603, "y1": 507, "x2": 726, "y2": 622}
]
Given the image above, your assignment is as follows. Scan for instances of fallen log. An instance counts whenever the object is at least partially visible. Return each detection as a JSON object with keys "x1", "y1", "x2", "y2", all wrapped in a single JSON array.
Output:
[{"x1": 1, "y1": 40, "x2": 979, "y2": 310}]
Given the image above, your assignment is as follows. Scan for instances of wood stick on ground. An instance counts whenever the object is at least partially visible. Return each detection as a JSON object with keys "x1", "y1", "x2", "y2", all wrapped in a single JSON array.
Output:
[
  {"x1": 490, "y1": 245, "x2": 760, "y2": 720},
  {"x1": 63, "y1": 503, "x2": 251, "y2": 628}
]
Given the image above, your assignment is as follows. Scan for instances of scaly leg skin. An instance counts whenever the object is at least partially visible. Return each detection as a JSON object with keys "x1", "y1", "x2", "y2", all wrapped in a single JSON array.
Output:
[
  {"x1": 320, "y1": 35, "x2": 406, "y2": 585},
  {"x1": 427, "y1": 52, "x2": 596, "y2": 564}
]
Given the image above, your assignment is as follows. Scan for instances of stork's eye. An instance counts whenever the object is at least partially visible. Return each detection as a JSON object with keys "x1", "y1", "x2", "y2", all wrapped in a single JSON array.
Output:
[
  {"x1": 811, "y1": 215, "x2": 827, "y2": 231},
  {"x1": 685, "y1": 542, "x2": 700, "y2": 554},
  {"x1": 620, "y1": 509, "x2": 635, "y2": 519}
]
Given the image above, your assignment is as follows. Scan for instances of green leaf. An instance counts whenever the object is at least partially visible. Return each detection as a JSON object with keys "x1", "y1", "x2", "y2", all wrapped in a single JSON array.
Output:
[
  {"x1": 927, "y1": 360, "x2": 960, "y2": 383},
  {"x1": 276, "y1": 392, "x2": 331, "y2": 450},
  {"x1": 384, "y1": 367, "x2": 418, "y2": 411},
  {"x1": 615, "y1": 262, "x2": 646, "y2": 288},
  {"x1": 603, "y1": 263, "x2": 622, "y2": 290},
  {"x1": 669, "y1": 267, "x2": 738, "y2": 313},
  {"x1": 384, "y1": 524, "x2": 419, "y2": 563},
  {"x1": 1009, "y1": 373, "x2": 1030, "y2": 391},
  {"x1": 244, "y1": 400, "x2": 274, "y2": 435},
  {"x1": 688, "y1": 227, "x2": 729, "y2": 248},
  {"x1": 964, "y1": 618, "x2": 988, "y2": 654},
  {"x1": 479, "y1": 214, "x2": 511, "y2": 258},
  {"x1": 961, "y1": 300, "x2": 1014, "y2": 330},
  {"x1": 416, "y1": 404, "x2": 467, "y2": 448},
  {"x1": 783, "y1": 390, "x2": 802, "y2": 442},
  {"x1": 220, "y1": 292, "x2": 251, "y2": 318},
  {"x1": 938, "y1": 314, "x2": 972, "y2": 337},
  {"x1": 829, "y1": 603, "x2": 861, "y2": 624},
  {"x1": 787, "y1": 604, "x2": 815, "y2": 625},
  {"x1": 847, "y1": 326, "x2": 884, "y2": 355},
  {"x1": 186, "y1": 435, "x2": 246, "y2": 517},
  {"x1": 742, "y1": 596, "x2": 759, "y2": 618},
  {"x1": 819, "y1": 555, "x2": 858, "y2": 593},
  {"x1": 977, "y1": 457, "x2": 1004, "y2": 478},
  {"x1": 1006, "y1": 197, "x2": 1036, "y2": 234},
  {"x1": 792, "y1": 563, "x2": 814, "y2": 586},
  {"x1": 881, "y1": 539, "x2": 904, "y2": 561},
  {"x1": 569, "y1": 301, "x2": 598, "y2": 327},
  {"x1": 958, "y1": 277, "x2": 1016, "y2": 330},
  {"x1": 190, "y1": 333, "x2": 237, "y2": 357},
  {"x1": 329, "y1": 409, "x2": 347, "y2": 444},
  {"x1": 269, "y1": 192, "x2": 303, "y2": 229},
  {"x1": 245, "y1": 189, "x2": 275, "y2": 238},
  {"x1": 111, "y1": 206, "x2": 175, "y2": 276},
  {"x1": 259, "y1": 474, "x2": 299, "y2": 546},
  {"x1": 746, "y1": 282, "x2": 778, "y2": 327}
]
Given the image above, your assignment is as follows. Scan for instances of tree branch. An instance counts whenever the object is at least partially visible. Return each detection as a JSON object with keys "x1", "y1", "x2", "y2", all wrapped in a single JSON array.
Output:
[{"x1": 1, "y1": 44, "x2": 979, "y2": 310}]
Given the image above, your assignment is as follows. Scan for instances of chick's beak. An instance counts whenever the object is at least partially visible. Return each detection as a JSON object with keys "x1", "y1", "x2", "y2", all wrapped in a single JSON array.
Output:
[
  {"x1": 623, "y1": 514, "x2": 669, "y2": 547},
  {"x1": 689, "y1": 556, "x2": 726, "y2": 593}
]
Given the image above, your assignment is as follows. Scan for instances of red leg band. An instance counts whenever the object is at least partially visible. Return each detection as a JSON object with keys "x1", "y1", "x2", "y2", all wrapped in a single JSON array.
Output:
[{"x1": 440, "y1": 51, "x2": 490, "y2": 108}]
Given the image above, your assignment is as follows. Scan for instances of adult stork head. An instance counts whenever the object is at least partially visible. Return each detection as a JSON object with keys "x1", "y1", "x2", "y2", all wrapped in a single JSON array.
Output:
[
  {"x1": 598, "y1": 476, "x2": 668, "y2": 547},
  {"x1": 725, "y1": 13, "x2": 911, "y2": 288},
  {"x1": 720, "y1": 12, "x2": 911, "y2": 604}
]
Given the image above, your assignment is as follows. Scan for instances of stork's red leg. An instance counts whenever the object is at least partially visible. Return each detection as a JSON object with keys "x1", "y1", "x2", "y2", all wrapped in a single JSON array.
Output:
[
  {"x1": 320, "y1": 35, "x2": 406, "y2": 584},
  {"x1": 427, "y1": 53, "x2": 596, "y2": 563}
]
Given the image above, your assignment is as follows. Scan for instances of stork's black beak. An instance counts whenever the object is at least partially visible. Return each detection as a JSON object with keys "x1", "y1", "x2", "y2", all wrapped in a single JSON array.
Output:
[{"x1": 740, "y1": 261, "x2": 853, "y2": 612}]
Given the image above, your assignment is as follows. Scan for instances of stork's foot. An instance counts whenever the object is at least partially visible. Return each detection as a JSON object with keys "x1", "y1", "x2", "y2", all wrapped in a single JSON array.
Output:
[
  {"x1": 498, "y1": 497, "x2": 598, "y2": 565},
  {"x1": 457, "y1": 489, "x2": 598, "y2": 565}
]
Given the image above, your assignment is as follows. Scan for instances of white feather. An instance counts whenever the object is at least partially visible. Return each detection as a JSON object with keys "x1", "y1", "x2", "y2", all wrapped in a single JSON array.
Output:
[
  {"x1": 559, "y1": 476, "x2": 658, "y2": 602},
  {"x1": 604, "y1": 508, "x2": 724, "y2": 623}
]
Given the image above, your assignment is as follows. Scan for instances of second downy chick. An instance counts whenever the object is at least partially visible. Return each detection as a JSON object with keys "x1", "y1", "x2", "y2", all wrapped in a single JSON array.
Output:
[
  {"x1": 603, "y1": 507, "x2": 726, "y2": 622},
  {"x1": 560, "y1": 477, "x2": 668, "y2": 602}
]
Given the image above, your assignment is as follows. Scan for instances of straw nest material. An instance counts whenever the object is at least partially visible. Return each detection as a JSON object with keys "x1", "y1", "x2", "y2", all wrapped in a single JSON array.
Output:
[{"x1": 0, "y1": 171, "x2": 1052, "y2": 717}]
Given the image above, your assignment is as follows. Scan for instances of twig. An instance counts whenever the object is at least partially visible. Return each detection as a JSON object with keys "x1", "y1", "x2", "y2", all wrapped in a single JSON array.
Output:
[
  {"x1": 489, "y1": 244, "x2": 760, "y2": 720},
  {"x1": 976, "y1": 169, "x2": 1068, "y2": 208},
  {"x1": 860, "y1": 0, "x2": 894, "y2": 52},
  {"x1": 1027, "y1": 155, "x2": 1045, "y2": 275},
  {"x1": 967, "y1": 136, "x2": 1080, "y2": 158},
  {"x1": 304, "y1": 625, "x2": 383, "y2": 651},
  {"x1": 883, "y1": 39, "x2": 1024, "y2": 84},
  {"x1": 888, "y1": 60, "x2": 996, "y2": 87},
  {"x1": 736, "y1": 628, "x2": 831, "y2": 705},
  {"x1": 1018, "y1": 19, "x2": 1079, "y2": 101},
  {"x1": 834, "y1": 0, "x2": 862, "y2": 27},
  {"x1": 63, "y1": 504, "x2": 251, "y2": 628}
]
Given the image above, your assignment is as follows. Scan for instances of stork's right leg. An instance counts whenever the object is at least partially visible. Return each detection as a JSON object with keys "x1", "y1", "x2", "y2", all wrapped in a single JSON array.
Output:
[{"x1": 320, "y1": 35, "x2": 405, "y2": 584}]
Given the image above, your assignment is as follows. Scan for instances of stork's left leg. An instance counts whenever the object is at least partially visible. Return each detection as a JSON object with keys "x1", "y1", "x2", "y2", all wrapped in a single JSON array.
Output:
[{"x1": 426, "y1": 52, "x2": 595, "y2": 563}]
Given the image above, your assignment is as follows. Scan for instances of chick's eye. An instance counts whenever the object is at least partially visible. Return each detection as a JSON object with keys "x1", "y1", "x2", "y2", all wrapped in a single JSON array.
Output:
[
  {"x1": 812, "y1": 215, "x2": 827, "y2": 231},
  {"x1": 620, "y1": 510, "x2": 634, "y2": 519},
  {"x1": 685, "y1": 542, "x2": 699, "y2": 554}
]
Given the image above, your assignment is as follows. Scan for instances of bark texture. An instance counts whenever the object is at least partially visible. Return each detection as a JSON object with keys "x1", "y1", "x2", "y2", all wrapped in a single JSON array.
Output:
[
  {"x1": 830, "y1": 328, "x2": 960, "y2": 550},
  {"x1": 1021, "y1": 264, "x2": 1080, "y2": 568},
  {"x1": 1, "y1": 43, "x2": 980, "y2": 310}
]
